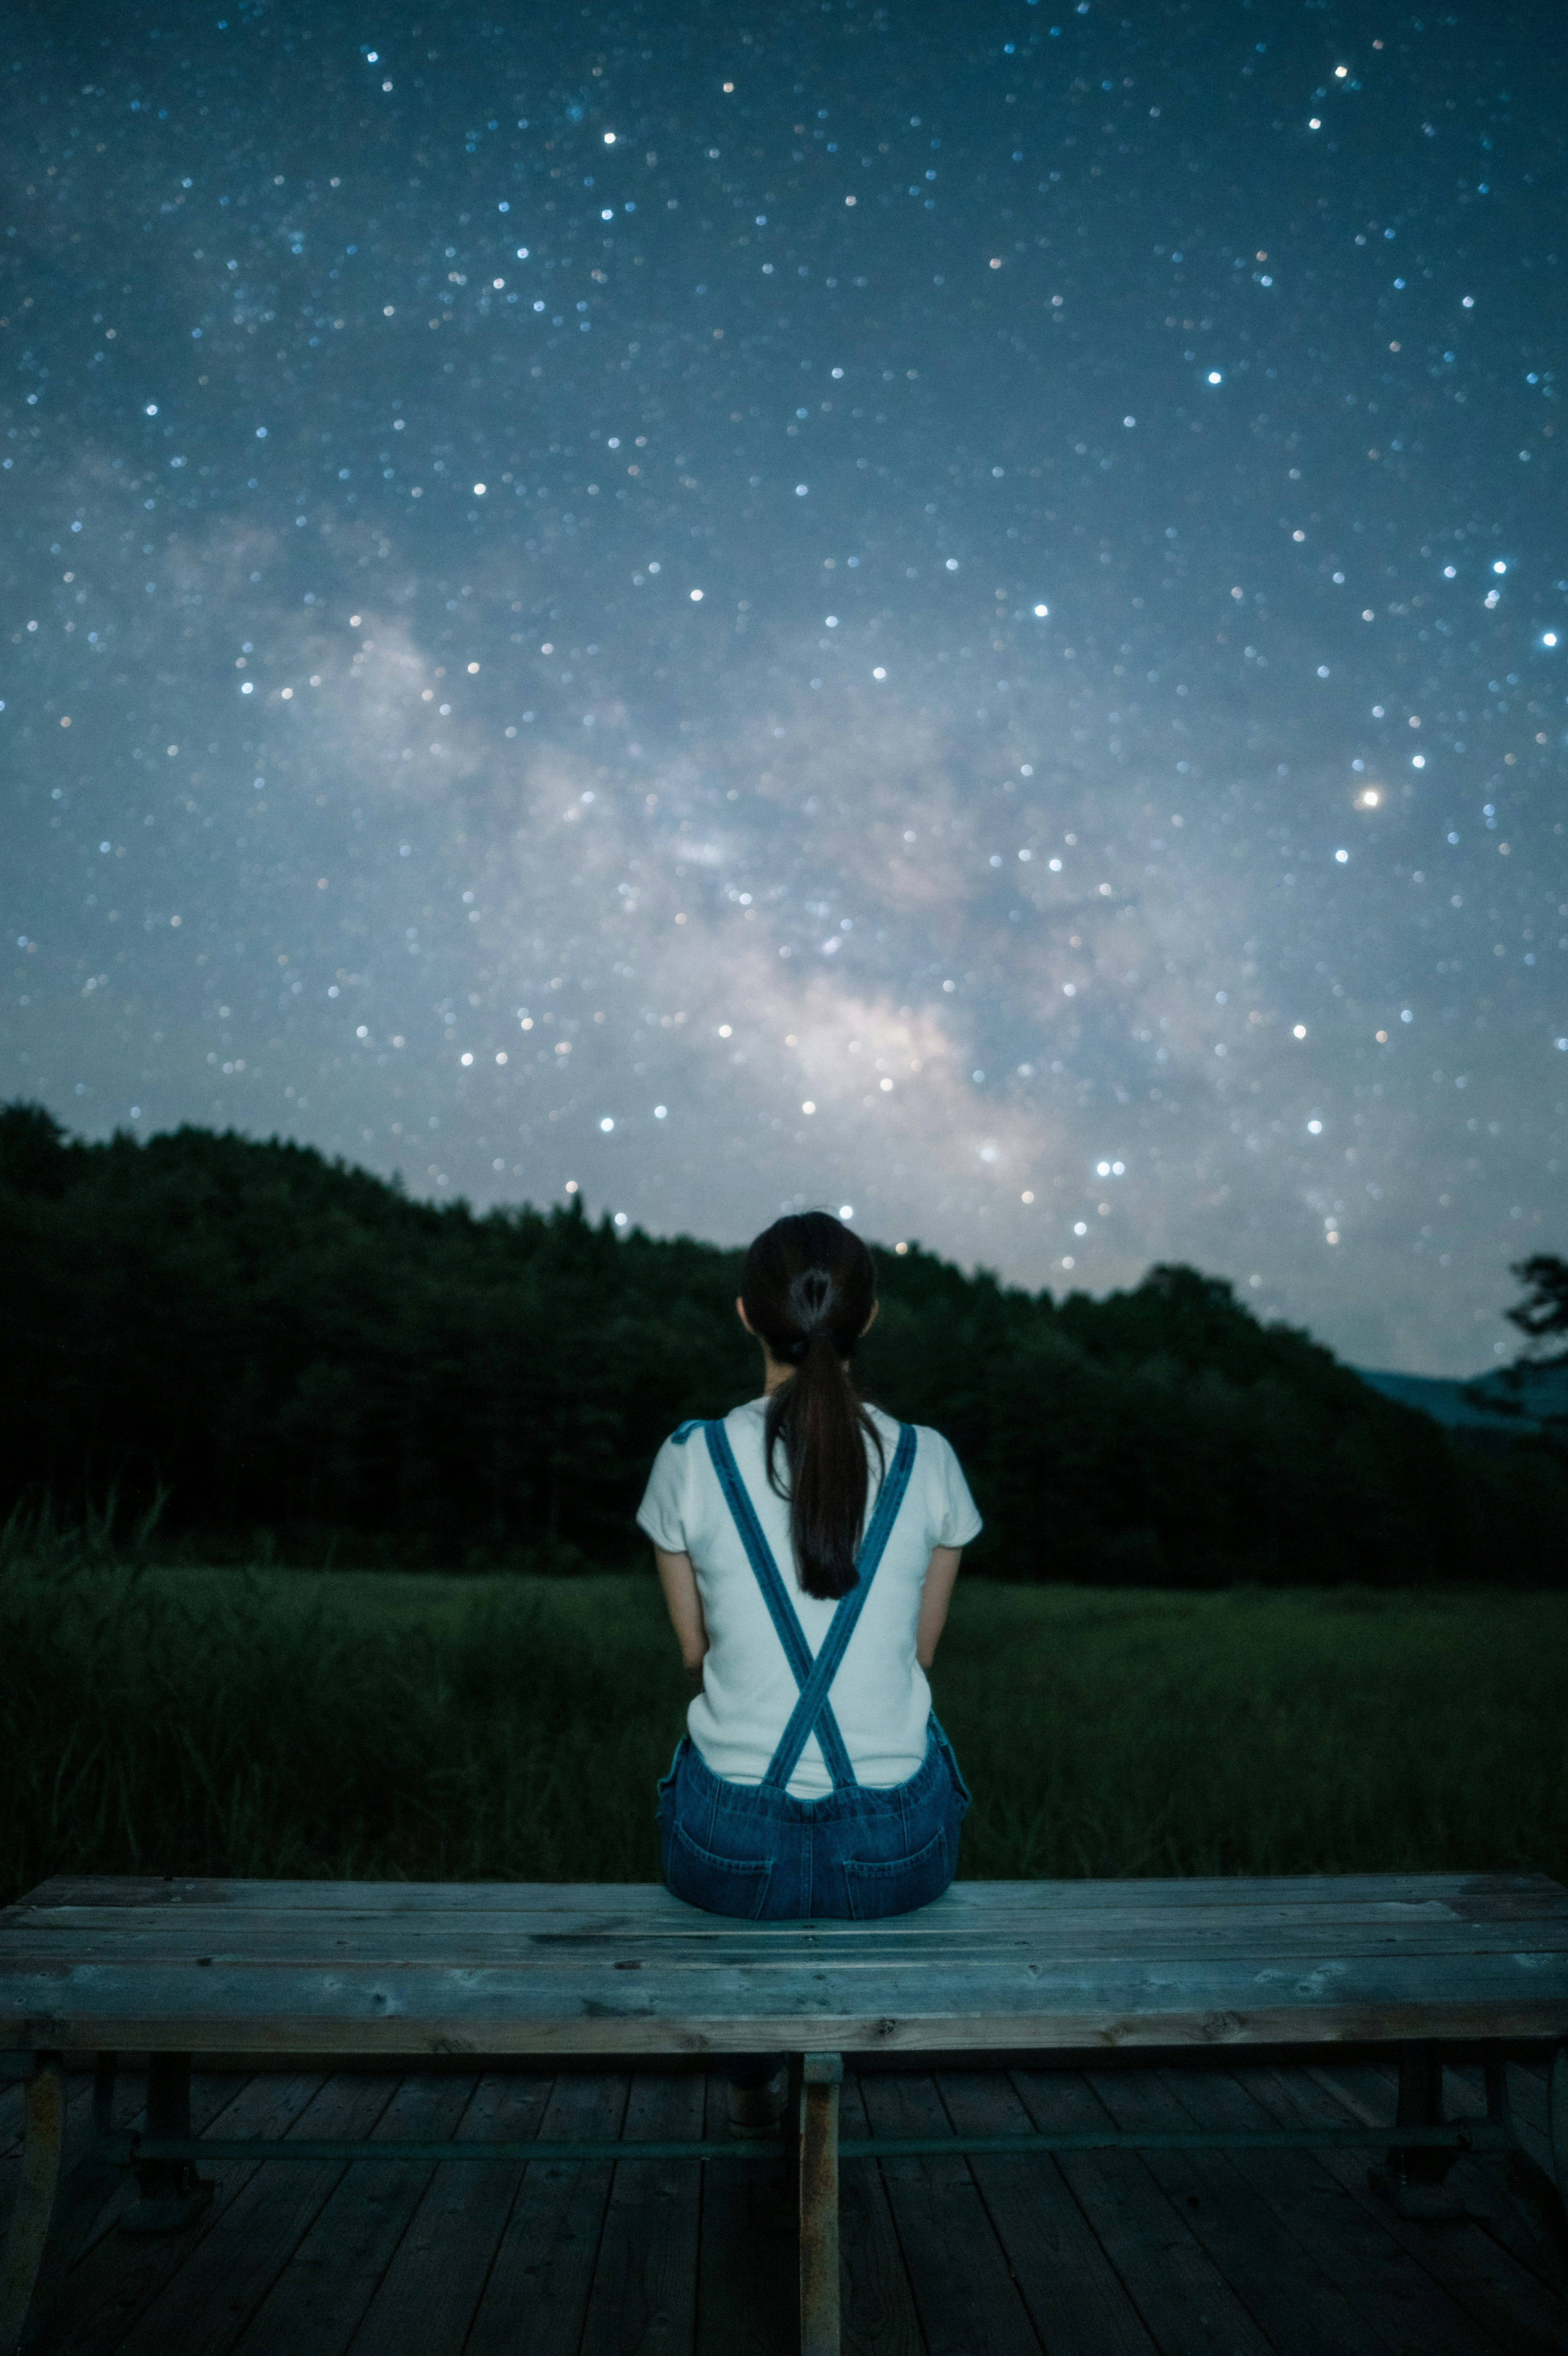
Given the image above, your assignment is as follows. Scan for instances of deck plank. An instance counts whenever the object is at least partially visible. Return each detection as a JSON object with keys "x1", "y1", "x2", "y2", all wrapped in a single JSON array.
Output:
[
  {"x1": 460, "y1": 2071, "x2": 628, "y2": 2356},
  {"x1": 1083, "y1": 2063, "x2": 1396, "y2": 2356},
  {"x1": 1435, "y1": 2062, "x2": 1568, "y2": 2293},
  {"x1": 837, "y1": 2073, "x2": 929, "y2": 2356},
  {"x1": 47, "y1": 2071, "x2": 353, "y2": 2356},
  {"x1": 339, "y1": 2072, "x2": 554, "y2": 2355},
  {"x1": 67, "y1": 2069, "x2": 260, "y2": 2272},
  {"x1": 579, "y1": 2072, "x2": 706, "y2": 2356},
  {"x1": 1240, "y1": 2062, "x2": 1561, "y2": 2355},
  {"x1": 1170, "y1": 2062, "x2": 1566, "y2": 2356},
  {"x1": 934, "y1": 2068, "x2": 1161, "y2": 2356},
  {"x1": 1008, "y1": 2067, "x2": 1280, "y2": 2356},
  {"x1": 857, "y1": 2069, "x2": 1044, "y2": 2356},
  {"x1": 114, "y1": 2073, "x2": 405, "y2": 2356},
  {"x1": 2, "y1": 2068, "x2": 247, "y2": 2347},
  {"x1": 221, "y1": 2073, "x2": 478, "y2": 2356},
  {"x1": 693, "y1": 2071, "x2": 797, "y2": 2356},
  {"x1": 1307, "y1": 2059, "x2": 1568, "y2": 2338},
  {"x1": 7, "y1": 2058, "x2": 1562, "y2": 2354}
]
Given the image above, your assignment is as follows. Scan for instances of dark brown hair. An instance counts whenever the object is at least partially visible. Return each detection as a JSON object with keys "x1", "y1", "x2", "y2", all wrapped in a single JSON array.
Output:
[{"x1": 741, "y1": 1212, "x2": 884, "y2": 1601}]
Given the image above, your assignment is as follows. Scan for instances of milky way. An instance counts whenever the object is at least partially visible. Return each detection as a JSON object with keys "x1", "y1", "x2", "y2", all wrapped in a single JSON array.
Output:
[{"x1": 4, "y1": 2, "x2": 1565, "y2": 1374}]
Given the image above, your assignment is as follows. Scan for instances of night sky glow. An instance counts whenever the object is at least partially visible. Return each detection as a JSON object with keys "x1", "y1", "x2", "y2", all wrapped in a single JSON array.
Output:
[{"x1": 4, "y1": 4, "x2": 1565, "y2": 1375}]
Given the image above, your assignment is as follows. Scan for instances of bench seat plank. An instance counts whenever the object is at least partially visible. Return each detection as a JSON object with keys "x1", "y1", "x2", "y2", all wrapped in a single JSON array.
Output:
[
  {"x1": 4, "y1": 1970, "x2": 1568, "y2": 2056},
  {"x1": 4, "y1": 1877, "x2": 1566, "y2": 2058},
  {"x1": 3, "y1": 1924, "x2": 1565, "y2": 1972},
  {"x1": 9, "y1": 1883, "x2": 1568, "y2": 1930},
  {"x1": 18, "y1": 1872, "x2": 1557, "y2": 1914}
]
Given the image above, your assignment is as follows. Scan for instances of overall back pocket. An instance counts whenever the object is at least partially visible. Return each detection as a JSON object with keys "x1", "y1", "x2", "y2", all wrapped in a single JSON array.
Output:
[
  {"x1": 664, "y1": 1818, "x2": 775, "y2": 1921},
  {"x1": 843, "y1": 1824, "x2": 951, "y2": 1921}
]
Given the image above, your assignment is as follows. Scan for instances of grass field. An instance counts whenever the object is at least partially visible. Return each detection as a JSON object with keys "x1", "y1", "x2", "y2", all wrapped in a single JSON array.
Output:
[{"x1": 3, "y1": 1543, "x2": 1566, "y2": 1904}]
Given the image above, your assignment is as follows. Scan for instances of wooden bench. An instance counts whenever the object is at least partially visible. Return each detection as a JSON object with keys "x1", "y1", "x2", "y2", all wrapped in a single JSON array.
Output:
[{"x1": 3, "y1": 1870, "x2": 1566, "y2": 2354}]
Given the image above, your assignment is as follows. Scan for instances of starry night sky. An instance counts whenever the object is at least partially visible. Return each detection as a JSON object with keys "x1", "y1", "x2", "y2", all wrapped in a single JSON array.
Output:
[{"x1": 4, "y1": 1, "x2": 1565, "y2": 1376}]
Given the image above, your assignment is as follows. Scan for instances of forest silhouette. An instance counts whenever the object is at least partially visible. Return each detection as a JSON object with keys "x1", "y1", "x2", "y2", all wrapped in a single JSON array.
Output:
[{"x1": 2, "y1": 1099, "x2": 1562, "y2": 1585}]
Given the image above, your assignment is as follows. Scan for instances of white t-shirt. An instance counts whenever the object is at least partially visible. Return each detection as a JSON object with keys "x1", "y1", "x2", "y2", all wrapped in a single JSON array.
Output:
[{"x1": 637, "y1": 1398, "x2": 982, "y2": 1798}]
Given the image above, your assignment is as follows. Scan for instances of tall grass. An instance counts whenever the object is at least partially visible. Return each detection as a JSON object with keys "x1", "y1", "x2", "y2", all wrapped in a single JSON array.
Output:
[
  {"x1": 3, "y1": 1529, "x2": 1565, "y2": 1902},
  {"x1": 940, "y1": 1584, "x2": 1568, "y2": 1883}
]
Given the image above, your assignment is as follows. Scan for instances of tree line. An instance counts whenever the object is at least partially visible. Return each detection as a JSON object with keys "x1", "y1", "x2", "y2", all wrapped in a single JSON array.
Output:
[{"x1": 2, "y1": 1099, "x2": 1563, "y2": 1585}]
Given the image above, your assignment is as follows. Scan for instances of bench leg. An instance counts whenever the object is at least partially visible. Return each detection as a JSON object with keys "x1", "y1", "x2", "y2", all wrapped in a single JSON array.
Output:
[
  {"x1": 797, "y1": 2053, "x2": 842, "y2": 2356},
  {"x1": 0, "y1": 2055, "x2": 65, "y2": 2356},
  {"x1": 121, "y1": 2053, "x2": 212, "y2": 2237},
  {"x1": 1485, "y1": 2043, "x2": 1568, "y2": 2264},
  {"x1": 12, "y1": 2055, "x2": 131, "y2": 2352},
  {"x1": 1370, "y1": 2041, "x2": 1466, "y2": 2220},
  {"x1": 92, "y1": 2052, "x2": 117, "y2": 2148}
]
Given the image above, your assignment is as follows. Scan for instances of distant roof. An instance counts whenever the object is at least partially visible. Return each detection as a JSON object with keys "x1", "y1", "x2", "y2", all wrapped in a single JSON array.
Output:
[{"x1": 1355, "y1": 1362, "x2": 1568, "y2": 1434}]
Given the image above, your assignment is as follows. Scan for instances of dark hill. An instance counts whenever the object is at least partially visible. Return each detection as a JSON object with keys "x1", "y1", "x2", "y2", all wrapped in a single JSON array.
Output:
[
  {"x1": 1355, "y1": 1363, "x2": 1568, "y2": 1435},
  {"x1": 1, "y1": 1100, "x2": 1562, "y2": 1585}
]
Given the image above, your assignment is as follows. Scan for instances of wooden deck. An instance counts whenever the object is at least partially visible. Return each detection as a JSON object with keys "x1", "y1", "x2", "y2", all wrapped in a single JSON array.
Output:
[{"x1": 4, "y1": 2053, "x2": 1564, "y2": 2355}]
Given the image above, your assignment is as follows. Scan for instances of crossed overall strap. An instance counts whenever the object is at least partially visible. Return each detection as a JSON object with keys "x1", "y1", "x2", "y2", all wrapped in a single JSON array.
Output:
[{"x1": 701, "y1": 1418, "x2": 917, "y2": 1790}]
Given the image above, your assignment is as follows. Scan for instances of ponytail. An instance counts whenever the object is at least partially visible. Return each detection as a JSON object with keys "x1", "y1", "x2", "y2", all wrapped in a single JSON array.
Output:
[{"x1": 741, "y1": 1213, "x2": 884, "y2": 1600}]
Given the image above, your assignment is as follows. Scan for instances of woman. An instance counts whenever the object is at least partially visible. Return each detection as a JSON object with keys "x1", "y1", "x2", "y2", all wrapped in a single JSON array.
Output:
[{"x1": 638, "y1": 1211, "x2": 981, "y2": 1926}]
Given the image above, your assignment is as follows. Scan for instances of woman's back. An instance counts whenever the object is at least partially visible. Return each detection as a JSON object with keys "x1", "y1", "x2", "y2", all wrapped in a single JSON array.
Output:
[{"x1": 639, "y1": 1396, "x2": 980, "y2": 1797}]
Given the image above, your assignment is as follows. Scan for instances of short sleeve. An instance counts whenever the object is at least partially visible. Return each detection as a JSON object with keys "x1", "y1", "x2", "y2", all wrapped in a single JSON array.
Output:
[
  {"x1": 927, "y1": 1429, "x2": 983, "y2": 1548},
  {"x1": 637, "y1": 1429, "x2": 700, "y2": 1553}
]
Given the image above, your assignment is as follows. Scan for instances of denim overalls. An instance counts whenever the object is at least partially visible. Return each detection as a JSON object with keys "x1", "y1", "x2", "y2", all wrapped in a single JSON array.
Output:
[{"x1": 656, "y1": 1418, "x2": 970, "y2": 1921}]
